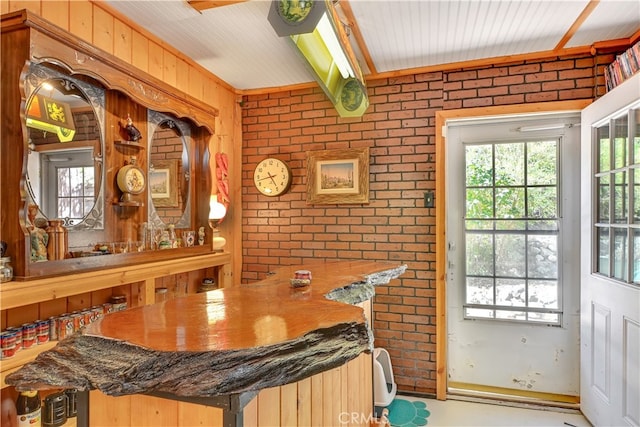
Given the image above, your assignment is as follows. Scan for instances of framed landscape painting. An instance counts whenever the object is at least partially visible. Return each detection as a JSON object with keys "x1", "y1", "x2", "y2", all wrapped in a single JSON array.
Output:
[{"x1": 306, "y1": 147, "x2": 369, "y2": 205}]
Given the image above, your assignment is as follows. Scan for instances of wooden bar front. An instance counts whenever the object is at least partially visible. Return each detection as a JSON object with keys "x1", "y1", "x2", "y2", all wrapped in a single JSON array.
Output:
[{"x1": 7, "y1": 260, "x2": 406, "y2": 426}]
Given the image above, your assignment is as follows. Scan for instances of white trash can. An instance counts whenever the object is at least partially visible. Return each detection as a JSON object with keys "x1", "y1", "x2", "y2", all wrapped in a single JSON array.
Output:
[{"x1": 373, "y1": 347, "x2": 397, "y2": 407}]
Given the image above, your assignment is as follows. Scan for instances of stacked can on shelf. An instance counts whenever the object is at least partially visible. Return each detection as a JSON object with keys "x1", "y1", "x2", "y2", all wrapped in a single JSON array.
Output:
[{"x1": 0, "y1": 297, "x2": 127, "y2": 359}]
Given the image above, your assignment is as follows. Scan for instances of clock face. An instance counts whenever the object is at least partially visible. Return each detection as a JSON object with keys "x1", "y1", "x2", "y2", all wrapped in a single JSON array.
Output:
[
  {"x1": 253, "y1": 158, "x2": 292, "y2": 196},
  {"x1": 117, "y1": 165, "x2": 146, "y2": 195}
]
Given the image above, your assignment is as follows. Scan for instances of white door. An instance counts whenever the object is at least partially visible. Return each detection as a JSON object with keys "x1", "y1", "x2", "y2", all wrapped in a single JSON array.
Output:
[
  {"x1": 580, "y1": 74, "x2": 640, "y2": 427},
  {"x1": 446, "y1": 114, "x2": 581, "y2": 398}
]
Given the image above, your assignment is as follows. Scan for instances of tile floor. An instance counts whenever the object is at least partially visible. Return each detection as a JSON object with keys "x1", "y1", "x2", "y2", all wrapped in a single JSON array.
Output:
[{"x1": 396, "y1": 394, "x2": 592, "y2": 427}]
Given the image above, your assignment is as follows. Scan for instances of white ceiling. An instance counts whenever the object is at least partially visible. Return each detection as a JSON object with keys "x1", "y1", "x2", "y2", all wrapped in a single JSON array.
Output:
[{"x1": 104, "y1": 0, "x2": 640, "y2": 92}]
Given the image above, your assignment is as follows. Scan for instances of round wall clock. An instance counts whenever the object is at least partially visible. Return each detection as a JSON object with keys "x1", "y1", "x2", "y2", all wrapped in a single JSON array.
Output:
[{"x1": 253, "y1": 157, "x2": 292, "y2": 196}]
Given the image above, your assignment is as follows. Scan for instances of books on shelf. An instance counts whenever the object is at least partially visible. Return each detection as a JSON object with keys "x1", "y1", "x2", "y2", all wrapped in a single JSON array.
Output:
[{"x1": 605, "y1": 40, "x2": 640, "y2": 91}]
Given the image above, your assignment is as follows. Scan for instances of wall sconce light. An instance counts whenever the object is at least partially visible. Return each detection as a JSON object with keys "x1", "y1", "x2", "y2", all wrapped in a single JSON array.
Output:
[
  {"x1": 208, "y1": 195, "x2": 227, "y2": 252},
  {"x1": 268, "y1": 0, "x2": 369, "y2": 118}
]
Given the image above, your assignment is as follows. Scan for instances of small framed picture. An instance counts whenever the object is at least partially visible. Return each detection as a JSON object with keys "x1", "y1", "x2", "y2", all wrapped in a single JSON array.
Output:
[{"x1": 306, "y1": 147, "x2": 369, "y2": 204}]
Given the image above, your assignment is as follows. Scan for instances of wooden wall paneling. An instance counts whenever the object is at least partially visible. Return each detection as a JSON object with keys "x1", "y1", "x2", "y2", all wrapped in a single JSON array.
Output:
[
  {"x1": 243, "y1": 394, "x2": 258, "y2": 426},
  {"x1": 40, "y1": 0, "x2": 69, "y2": 30},
  {"x1": 90, "y1": 392, "x2": 131, "y2": 426},
  {"x1": 176, "y1": 58, "x2": 190, "y2": 95},
  {"x1": 162, "y1": 50, "x2": 177, "y2": 88},
  {"x1": 113, "y1": 18, "x2": 132, "y2": 64},
  {"x1": 347, "y1": 353, "x2": 361, "y2": 426},
  {"x1": 257, "y1": 386, "x2": 281, "y2": 426},
  {"x1": 296, "y1": 377, "x2": 312, "y2": 426},
  {"x1": 147, "y1": 40, "x2": 164, "y2": 81},
  {"x1": 92, "y1": 288, "x2": 115, "y2": 307},
  {"x1": 68, "y1": 1, "x2": 93, "y2": 43},
  {"x1": 280, "y1": 382, "x2": 297, "y2": 427},
  {"x1": 67, "y1": 292, "x2": 92, "y2": 312},
  {"x1": 135, "y1": 394, "x2": 178, "y2": 426},
  {"x1": 131, "y1": 30, "x2": 149, "y2": 73},
  {"x1": 5, "y1": 303, "x2": 38, "y2": 328},
  {"x1": 92, "y1": 6, "x2": 114, "y2": 54},
  {"x1": 178, "y1": 401, "x2": 222, "y2": 426},
  {"x1": 189, "y1": 64, "x2": 204, "y2": 102},
  {"x1": 8, "y1": 1, "x2": 39, "y2": 14},
  {"x1": 38, "y1": 298, "x2": 68, "y2": 320},
  {"x1": 311, "y1": 372, "x2": 324, "y2": 426}
]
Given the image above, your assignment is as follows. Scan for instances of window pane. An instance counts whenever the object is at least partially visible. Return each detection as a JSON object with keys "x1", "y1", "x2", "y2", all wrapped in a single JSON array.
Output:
[
  {"x1": 527, "y1": 140, "x2": 557, "y2": 185},
  {"x1": 495, "y1": 143, "x2": 524, "y2": 186},
  {"x1": 58, "y1": 168, "x2": 70, "y2": 197},
  {"x1": 634, "y1": 229, "x2": 640, "y2": 283},
  {"x1": 495, "y1": 234, "x2": 525, "y2": 277},
  {"x1": 597, "y1": 175, "x2": 610, "y2": 223},
  {"x1": 70, "y1": 168, "x2": 84, "y2": 197},
  {"x1": 634, "y1": 109, "x2": 640, "y2": 164},
  {"x1": 466, "y1": 188, "x2": 493, "y2": 218},
  {"x1": 496, "y1": 310, "x2": 526, "y2": 321},
  {"x1": 598, "y1": 125, "x2": 610, "y2": 172},
  {"x1": 466, "y1": 277, "x2": 494, "y2": 304},
  {"x1": 634, "y1": 169, "x2": 640, "y2": 223},
  {"x1": 466, "y1": 220, "x2": 494, "y2": 230},
  {"x1": 528, "y1": 219, "x2": 558, "y2": 231},
  {"x1": 528, "y1": 280, "x2": 559, "y2": 309},
  {"x1": 528, "y1": 187, "x2": 557, "y2": 218},
  {"x1": 496, "y1": 278, "x2": 525, "y2": 306},
  {"x1": 495, "y1": 187, "x2": 525, "y2": 218},
  {"x1": 528, "y1": 234, "x2": 558, "y2": 279},
  {"x1": 465, "y1": 144, "x2": 493, "y2": 187},
  {"x1": 496, "y1": 220, "x2": 526, "y2": 230},
  {"x1": 613, "y1": 115, "x2": 628, "y2": 169},
  {"x1": 465, "y1": 307, "x2": 494, "y2": 319},
  {"x1": 613, "y1": 171, "x2": 628, "y2": 223},
  {"x1": 613, "y1": 228, "x2": 629, "y2": 281},
  {"x1": 466, "y1": 233, "x2": 494, "y2": 276},
  {"x1": 597, "y1": 227, "x2": 610, "y2": 276},
  {"x1": 527, "y1": 312, "x2": 559, "y2": 323}
]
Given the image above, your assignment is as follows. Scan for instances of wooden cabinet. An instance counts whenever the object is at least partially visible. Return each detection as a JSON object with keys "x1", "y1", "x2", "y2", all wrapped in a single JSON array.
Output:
[{"x1": 1, "y1": 10, "x2": 221, "y2": 279}]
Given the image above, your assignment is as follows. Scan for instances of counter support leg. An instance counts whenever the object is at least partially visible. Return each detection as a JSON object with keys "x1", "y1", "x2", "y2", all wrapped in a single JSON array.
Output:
[
  {"x1": 222, "y1": 408, "x2": 243, "y2": 427},
  {"x1": 77, "y1": 389, "x2": 89, "y2": 427}
]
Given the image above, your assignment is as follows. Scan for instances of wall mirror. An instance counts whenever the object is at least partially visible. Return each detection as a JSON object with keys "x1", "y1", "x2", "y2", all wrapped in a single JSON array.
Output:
[
  {"x1": 25, "y1": 64, "x2": 105, "y2": 232},
  {"x1": 148, "y1": 110, "x2": 191, "y2": 230}
]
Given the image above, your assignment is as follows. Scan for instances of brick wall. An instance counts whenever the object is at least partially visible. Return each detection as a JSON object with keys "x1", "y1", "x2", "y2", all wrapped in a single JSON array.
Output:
[{"x1": 242, "y1": 52, "x2": 614, "y2": 395}]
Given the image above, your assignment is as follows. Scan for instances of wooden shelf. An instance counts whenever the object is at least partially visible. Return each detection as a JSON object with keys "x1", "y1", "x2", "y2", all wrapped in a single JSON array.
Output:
[
  {"x1": 114, "y1": 140, "x2": 144, "y2": 150},
  {"x1": 1, "y1": 341, "x2": 57, "y2": 387},
  {"x1": 116, "y1": 200, "x2": 142, "y2": 207}
]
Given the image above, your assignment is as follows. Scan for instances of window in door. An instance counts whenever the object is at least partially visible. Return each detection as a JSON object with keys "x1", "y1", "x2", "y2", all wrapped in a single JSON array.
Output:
[
  {"x1": 464, "y1": 138, "x2": 562, "y2": 325},
  {"x1": 594, "y1": 105, "x2": 640, "y2": 283}
]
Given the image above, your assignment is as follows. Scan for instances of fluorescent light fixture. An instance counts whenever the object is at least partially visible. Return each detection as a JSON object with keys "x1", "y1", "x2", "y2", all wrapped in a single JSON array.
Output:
[
  {"x1": 517, "y1": 123, "x2": 568, "y2": 132},
  {"x1": 316, "y1": 13, "x2": 353, "y2": 79},
  {"x1": 268, "y1": 0, "x2": 369, "y2": 117}
]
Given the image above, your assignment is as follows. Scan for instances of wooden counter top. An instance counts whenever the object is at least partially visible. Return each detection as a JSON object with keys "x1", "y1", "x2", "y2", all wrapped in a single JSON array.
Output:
[{"x1": 6, "y1": 260, "x2": 406, "y2": 397}]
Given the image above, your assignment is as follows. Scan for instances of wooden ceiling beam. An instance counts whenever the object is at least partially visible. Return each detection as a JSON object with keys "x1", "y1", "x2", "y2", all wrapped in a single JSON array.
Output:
[
  {"x1": 187, "y1": 0, "x2": 247, "y2": 13},
  {"x1": 554, "y1": 0, "x2": 600, "y2": 51},
  {"x1": 338, "y1": 0, "x2": 377, "y2": 75}
]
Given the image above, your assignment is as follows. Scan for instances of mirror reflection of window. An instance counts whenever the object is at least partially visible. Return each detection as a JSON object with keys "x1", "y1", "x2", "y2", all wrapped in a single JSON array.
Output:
[
  {"x1": 25, "y1": 65, "x2": 105, "y2": 232},
  {"x1": 40, "y1": 150, "x2": 95, "y2": 225}
]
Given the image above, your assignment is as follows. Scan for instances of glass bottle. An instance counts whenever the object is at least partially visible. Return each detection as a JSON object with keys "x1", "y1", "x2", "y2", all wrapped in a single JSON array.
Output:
[
  {"x1": 0, "y1": 257, "x2": 13, "y2": 282},
  {"x1": 16, "y1": 390, "x2": 41, "y2": 427}
]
